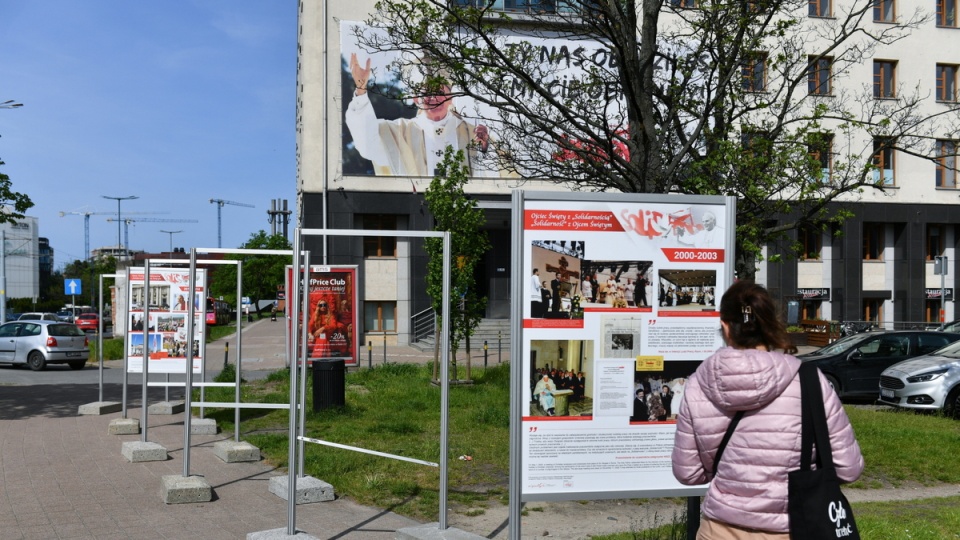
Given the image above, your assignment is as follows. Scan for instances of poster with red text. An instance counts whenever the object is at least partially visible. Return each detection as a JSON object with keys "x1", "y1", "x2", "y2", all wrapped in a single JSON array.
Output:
[
  {"x1": 518, "y1": 193, "x2": 735, "y2": 500},
  {"x1": 126, "y1": 267, "x2": 206, "y2": 374},
  {"x1": 286, "y1": 265, "x2": 359, "y2": 367}
]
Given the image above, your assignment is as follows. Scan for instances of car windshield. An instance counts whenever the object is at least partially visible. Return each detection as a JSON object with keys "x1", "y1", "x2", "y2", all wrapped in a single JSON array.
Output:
[
  {"x1": 48, "y1": 324, "x2": 86, "y2": 337},
  {"x1": 942, "y1": 321, "x2": 960, "y2": 333},
  {"x1": 805, "y1": 333, "x2": 869, "y2": 356},
  {"x1": 930, "y1": 339, "x2": 960, "y2": 359}
]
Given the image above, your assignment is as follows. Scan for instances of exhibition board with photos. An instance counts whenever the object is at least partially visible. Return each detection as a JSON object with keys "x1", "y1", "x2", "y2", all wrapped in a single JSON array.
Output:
[
  {"x1": 126, "y1": 267, "x2": 207, "y2": 374},
  {"x1": 520, "y1": 195, "x2": 734, "y2": 499}
]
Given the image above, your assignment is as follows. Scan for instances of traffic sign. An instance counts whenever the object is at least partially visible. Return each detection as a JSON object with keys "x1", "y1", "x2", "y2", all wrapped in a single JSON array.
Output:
[{"x1": 64, "y1": 279, "x2": 82, "y2": 296}]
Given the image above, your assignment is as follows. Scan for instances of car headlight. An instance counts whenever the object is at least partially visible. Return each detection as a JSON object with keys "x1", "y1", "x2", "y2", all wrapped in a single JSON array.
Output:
[{"x1": 906, "y1": 368, "x2": 949, "y2": 383}]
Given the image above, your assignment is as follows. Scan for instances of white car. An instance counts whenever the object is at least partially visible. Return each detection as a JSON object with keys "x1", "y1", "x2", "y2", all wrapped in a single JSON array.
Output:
[{"x1": 879, "y1": 340, "x2": 960, "y2": 418}]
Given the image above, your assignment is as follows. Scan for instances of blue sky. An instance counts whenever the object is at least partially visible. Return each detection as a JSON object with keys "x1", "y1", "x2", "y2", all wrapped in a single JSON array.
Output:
[{"x1": 0, "y1": 1, "x2": 298, "y2": 269}]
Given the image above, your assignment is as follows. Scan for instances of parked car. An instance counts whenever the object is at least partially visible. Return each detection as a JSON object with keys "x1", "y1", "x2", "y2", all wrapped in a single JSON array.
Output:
[
  {"x1": 18, "y1": 312, "x2": 60, "y2": 322},
  {"x1": 75, "y1": 312, "x2": 100, "y2": 332},
  {"x1": 0, "y1": 320, "x2": 89, "y2": 371},
  {"x1": 797, "y1": 330, "x2": 960, "y2": 399},
  {"x1": 879, "y1": 340, "x2": 960, "y2": 417},
  {"x1": 56, "y1": 310, "x2": 75, "y2": 322}
]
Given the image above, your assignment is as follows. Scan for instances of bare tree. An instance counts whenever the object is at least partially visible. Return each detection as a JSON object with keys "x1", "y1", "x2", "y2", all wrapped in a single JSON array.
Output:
[{"x1": 352, "y1": 0, "x2": 959, "y2": 277}]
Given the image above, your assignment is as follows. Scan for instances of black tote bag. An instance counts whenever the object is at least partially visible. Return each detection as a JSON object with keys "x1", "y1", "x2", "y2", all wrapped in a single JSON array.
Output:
[{"x1": 788, "y1": 363, "x2": 860, "y2": 540}]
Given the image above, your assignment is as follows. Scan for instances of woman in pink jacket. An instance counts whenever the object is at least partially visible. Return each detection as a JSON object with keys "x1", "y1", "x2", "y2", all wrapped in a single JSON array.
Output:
[{"x1": 672, "y1": 281, "x2": 864, "y2": 538}]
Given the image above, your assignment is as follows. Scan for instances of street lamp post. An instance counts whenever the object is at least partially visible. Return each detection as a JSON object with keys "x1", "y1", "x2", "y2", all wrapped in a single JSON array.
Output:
[
  {"x1": 102, "y1": 195, "x2": 138, "y2": 257},
  {"x1": 159, "y1": 230, "x2": 182, "y2": 255}
]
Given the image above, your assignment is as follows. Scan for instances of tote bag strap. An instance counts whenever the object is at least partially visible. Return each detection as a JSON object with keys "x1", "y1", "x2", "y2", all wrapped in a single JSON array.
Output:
[
  {"x1": 712, "y1": 410, "x2": 745, "y2": 477},
  {"x1": 798, "y1": 362, "x2": 836, "y2": 472}
]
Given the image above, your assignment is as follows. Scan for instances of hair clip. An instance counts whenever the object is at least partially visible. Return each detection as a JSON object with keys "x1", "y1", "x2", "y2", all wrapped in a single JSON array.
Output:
[{"x1": 742, "y1": 306, "x2": 752, "y2": 323}]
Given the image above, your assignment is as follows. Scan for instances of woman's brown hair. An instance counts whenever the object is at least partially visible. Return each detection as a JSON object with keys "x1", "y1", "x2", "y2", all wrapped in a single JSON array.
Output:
[{"x1": 718, "y1": 280, "x2": 797, "y2": 354}]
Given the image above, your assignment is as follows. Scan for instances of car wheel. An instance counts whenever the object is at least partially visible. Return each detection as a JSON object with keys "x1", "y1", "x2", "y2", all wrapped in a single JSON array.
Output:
[
  {"x1": 68, "y1": 361, "x2": 86, "y2": 370},
  {"x1": 27, "y1": 351, "x2": 46, "y2": 371},
  {"x1": 825, "y1": 375, "x2": 841, "y2": 396},
  {"x1": 945, "y1": 387, "x2": 960, "y2": 419}
]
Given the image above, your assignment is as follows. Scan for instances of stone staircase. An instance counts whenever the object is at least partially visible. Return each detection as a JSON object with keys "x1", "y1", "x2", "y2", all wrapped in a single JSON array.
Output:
[{"x1": 411, "y1": 318, "x2": 511, "y2": 353}]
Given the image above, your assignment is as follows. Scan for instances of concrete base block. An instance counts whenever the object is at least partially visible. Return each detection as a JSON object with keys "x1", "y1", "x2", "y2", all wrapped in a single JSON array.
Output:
[
  {"x1": 213, "y1": 440, "x2": 261, "y2": 463},
  {"x1": 247, "y1": 527, "x2": 319, "y2": 540},
  {"x1": 121, "y1": 441, "x2": 167, "y2": 462},
  {"x1": 396, "y1": 524, "x2": 488, "y2": 540},
  {"x1": 149, "y1": 400, "x2": 185, "y2": 415},
  {"x1": 268, "y1": 475, "x2": 335, "y2": 504},
  {"x1": 190, "y1": 418, "x2": 218, "y2": 435},
  {"x1": 161, "y1": 474, "x2": 213, "y2": 504},
  {"x1": 108, "y1": 418, "x2": 140, "y2": 435},
  {"x1": 79, "y1": 401, "x2": 122, "y2": 415}
]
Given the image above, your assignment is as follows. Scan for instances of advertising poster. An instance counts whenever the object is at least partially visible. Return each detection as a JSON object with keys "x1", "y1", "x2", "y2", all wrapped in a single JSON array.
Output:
[
  {"x1": 519, "y1": 193, "x2": 735, "y2": 500},
  {"x1": 126, "y1": 267, "x2": 206, "y2": 374},
  {"x1": 286, "y1": 265, "x2": 359, "y2": 367}
]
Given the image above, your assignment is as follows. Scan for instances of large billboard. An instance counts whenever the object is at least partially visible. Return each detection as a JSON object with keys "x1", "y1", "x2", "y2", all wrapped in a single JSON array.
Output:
[
  {"x1": 125, "y1": 267, "x2": 206, "y2": 375},
  {"x1": 516, "y1": 192, "x2": 735, "y2": 500},
  {"x1": 287, "y1": 265, "x2": 359, "y2": 367},
  {"x1": 338, "y1": 21, "x2": 624, "y2": 182}
]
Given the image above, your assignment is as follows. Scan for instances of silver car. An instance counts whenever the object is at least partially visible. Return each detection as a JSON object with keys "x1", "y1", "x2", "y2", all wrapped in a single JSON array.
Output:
[
  {"x1": 879, "y1": 339, "x2": 960, "y2": 418},
  {"x1": 0, "y1": 320, "x2": 89, "y2": 371}
]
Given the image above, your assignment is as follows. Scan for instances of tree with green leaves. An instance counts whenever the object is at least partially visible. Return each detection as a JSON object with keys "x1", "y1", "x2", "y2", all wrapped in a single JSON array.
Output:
[
  {"x1": 425, "y1": 147, "x2": 491, "y2": 381},
  {"x1": 0, "y1": 157, "x2": 33, "y2": 224},
  {"x1": 209, "y1": 231, "x2": 291, "y2": 314},
  {"x1": 353, "y1": 0, "x2": 958, "y2": 278}
]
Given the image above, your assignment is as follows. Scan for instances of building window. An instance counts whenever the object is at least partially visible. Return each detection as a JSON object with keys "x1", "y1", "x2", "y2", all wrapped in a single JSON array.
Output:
[
  {"x1": 863, "y1": 223, "x2": 885, "y2": 261},
  {"x1": 808, "y1": 56, "x2": 832, "y2": 95},
  {"x1": 927, "y1": 224, "x2": 946, "y2": 261},
  {"x1": 937, "y1": 64, "x2": 958, "y2": 102},
  {"x1": 364, "y1": 301, "x2": 396, "y2": 333},
  {"x1": 801, "y1": 300, "x2": 822, "y2": 320},
  {"x1": 938, "y1": 0, "x2": 957, "y2": 27},
  {"x1": 873, "y1": 0, "x2": 895, "y2": 22},
  {"x1": 670, "y1": 0, "x2": 697, "y2": 7},
  {"x1": 799, "y1": 226, "x2": 823, "y2": 260},
  {"x1": 361, "y1": 214, "x2": 398, "y2": 258},
  {"x1": 937, "y1": 140, "x2": 958, "y2": 188},
  {"x1": 872, "y1": 138, "x2": 895, "y2": 186},
  {"x1": 809, "y1": 0, "x2": 831, "y2": 17},
  {"x1": 808, "y1": 133, "x2": 833, "y2": 182},
  {"x1": 863, "y1": 299, "x2": 884, "y2": 323},
  {"x1": 742, "y1": 52, "x2": 767, "y2": 92},
  {"x1": 873, "y1": 60, "x2": 897, "y2": 98}
]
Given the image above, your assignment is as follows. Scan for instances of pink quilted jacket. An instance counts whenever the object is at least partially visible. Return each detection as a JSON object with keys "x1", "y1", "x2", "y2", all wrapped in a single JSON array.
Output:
[{"x1": 671, "y1": 347, "x2": 864, "y2": 533}]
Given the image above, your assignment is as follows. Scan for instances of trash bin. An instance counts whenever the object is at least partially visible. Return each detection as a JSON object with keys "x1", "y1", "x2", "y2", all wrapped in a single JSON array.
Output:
[{"x1": 312, "y1": 358, "x2": 346, "y2": 411}]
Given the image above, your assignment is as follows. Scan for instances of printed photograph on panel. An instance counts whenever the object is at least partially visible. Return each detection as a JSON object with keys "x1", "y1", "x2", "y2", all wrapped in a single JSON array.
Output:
[
  {"x1": 630, "y1": 360, "x2": 699, "y2": 423},
  {"x1": 528, "y1": 339, "x2": 594, "y2": 418},
  {"x1": 529, "y1": 241, "x2": 584, "y2": 319},
  {"x1": 656, "y1": 269, "x2": 717, "y2": 312}
]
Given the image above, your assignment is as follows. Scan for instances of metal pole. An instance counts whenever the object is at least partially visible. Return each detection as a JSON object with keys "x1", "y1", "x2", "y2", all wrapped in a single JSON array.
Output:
[
  {"x1": 382, "y1": 332, "x2": 387, "y2": 365},
  {"x1": 484, "y1": 340, "x2": 488, "y2": 369},
  {"x1": 286, "y1": 230, "x2": 303, "y2": 534},
  {"x1": 224, "y1": 342, "x2": 229, "y2": 370},
  {"x1": 98, "y1": 273, "x2": 105, "y2": 402},
  {"x1": 298, "y1": 253, "x2": 311, "y2": 478},
  {"x1": 498, "y1": 330, "x2": 502, "y2": 364},
  {"x1": 686, "y1": 497, "x2": 700, "y2": 539},
  {"x1": 439, "y1": 232, "x2": 451, "y2": 530},
  {"x1": 141, "y1": 259, "x2": 152, "y2": 443},
  {"x1": 235, "y1": 263, "x2": 243, "y2": 442},
  {"x1": 183, "y1": 250, "x2": 199, "y2": 477},
  {"x1": 368, "y1": 341, "x2": 372, "y2": 369}
]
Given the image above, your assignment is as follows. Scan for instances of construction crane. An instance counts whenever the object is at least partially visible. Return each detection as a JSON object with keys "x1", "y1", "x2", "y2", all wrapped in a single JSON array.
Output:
[
  {"x1": 106, "y1": 218, "x2": 198, "y2": 252},
  {"x1": 59, "y1": 210, "x2": 168, "y2": 259},
  {"x1": 209, "y1": 198, "x2": 254, "y2": 248}
]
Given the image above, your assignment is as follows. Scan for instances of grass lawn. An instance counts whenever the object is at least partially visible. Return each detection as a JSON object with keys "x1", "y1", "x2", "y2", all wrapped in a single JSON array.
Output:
[{"x1": 196, "y1": 362, "x2": 960, "y2": 538}]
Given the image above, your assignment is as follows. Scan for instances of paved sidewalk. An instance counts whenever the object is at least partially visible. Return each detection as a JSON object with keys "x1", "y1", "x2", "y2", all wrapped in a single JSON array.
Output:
[{"x1": 0, "y1": 318, "x2": 453, "y2": 540}]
